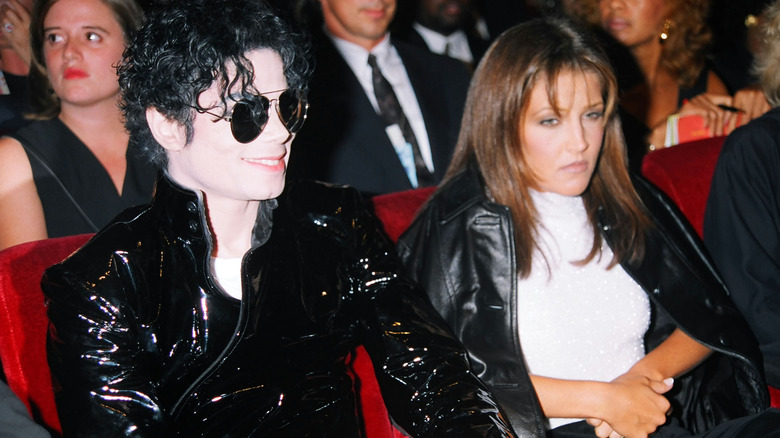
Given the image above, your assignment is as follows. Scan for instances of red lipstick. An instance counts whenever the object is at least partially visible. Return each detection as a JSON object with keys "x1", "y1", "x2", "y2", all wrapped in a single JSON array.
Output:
[{"x1": 63, "y1": 68, "x2": 88, "y2": 80}]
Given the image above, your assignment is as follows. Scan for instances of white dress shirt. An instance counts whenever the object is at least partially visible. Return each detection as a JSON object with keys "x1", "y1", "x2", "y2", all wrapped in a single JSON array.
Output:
[
  {"x1": 412, "y1": 23, "x2": 474, "y2": 65},
  {"x1": 326, "y1": 31, "x2": 435, "y2": 175}
]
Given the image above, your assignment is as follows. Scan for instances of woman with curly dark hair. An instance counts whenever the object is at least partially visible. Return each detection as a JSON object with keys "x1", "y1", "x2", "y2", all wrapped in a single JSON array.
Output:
[{"x1": 571, "y1": 0, "x2": 766, "y2": 171}]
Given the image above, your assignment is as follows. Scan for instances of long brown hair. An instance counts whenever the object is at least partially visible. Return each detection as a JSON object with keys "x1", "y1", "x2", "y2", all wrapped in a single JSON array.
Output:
[{"x1": 442, "y1": 17, "x2": 651, "y2": 278}]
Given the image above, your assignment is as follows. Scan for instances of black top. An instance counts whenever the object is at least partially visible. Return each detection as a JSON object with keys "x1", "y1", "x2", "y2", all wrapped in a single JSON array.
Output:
[
  {"x1": 621, "y1": 67, "x2": 711, "y2": 174},
  {"x1": 9, "y1": 118, "x2": 156, "y2": 237}
]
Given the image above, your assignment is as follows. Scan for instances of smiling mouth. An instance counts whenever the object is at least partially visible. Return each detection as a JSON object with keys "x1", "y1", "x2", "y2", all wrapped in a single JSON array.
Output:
[
  {"x1": 243, "y1": 157, "x2": 285, "y2": 168},
  {"x1": 362, "y1": 8, "x2": 386, "y2": 19}
]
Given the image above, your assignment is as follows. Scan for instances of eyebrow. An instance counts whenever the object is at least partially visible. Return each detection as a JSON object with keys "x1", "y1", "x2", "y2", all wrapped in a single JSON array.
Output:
[{"x1": 43, "y1": 25, "x2": 111, "y2": 34}]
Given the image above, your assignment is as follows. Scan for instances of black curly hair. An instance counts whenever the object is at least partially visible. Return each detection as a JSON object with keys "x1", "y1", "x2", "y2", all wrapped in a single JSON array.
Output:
[{"x1": 118, "y1": 0, "x2": 312, "y2": 167}]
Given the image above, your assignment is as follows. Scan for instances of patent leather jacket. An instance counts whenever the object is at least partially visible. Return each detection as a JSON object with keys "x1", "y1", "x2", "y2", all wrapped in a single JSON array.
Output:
[
  {"x1": 43, "y1": 174, "x2": 516, "y2": 437},
  {"x1": 397, "y1": 164, "x2": 769, "y2": 435}
]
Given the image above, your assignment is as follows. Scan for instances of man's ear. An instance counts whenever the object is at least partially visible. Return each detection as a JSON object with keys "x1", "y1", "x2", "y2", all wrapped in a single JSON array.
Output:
[{"x1": 146, "y1": 107, "x2": 186, "y2": 152}]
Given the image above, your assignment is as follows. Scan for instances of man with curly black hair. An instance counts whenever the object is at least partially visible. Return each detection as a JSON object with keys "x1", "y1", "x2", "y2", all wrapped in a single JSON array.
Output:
[{"x1": 41, "y1": 0, "x2": 519, "y2": 436}]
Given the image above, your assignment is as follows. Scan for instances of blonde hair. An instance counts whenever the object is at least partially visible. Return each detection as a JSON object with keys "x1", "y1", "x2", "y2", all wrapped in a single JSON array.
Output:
[{"x1": 755, "y1": 0, "x2": 780, "y2": 107}]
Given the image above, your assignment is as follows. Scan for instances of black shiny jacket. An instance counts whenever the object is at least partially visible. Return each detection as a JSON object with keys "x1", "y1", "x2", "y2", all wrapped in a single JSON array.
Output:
[
  {"x1": 43, "y1": 174, "x2": 516, "y2": 437},
  {"x1": 397, "y1": 165, "x2": 769, "y2": 436}
]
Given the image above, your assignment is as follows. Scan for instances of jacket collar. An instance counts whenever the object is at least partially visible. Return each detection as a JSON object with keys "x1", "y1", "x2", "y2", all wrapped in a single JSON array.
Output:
[
  {"x1": 434, "y1": 161, "x2": 497, "y2": 221},
  {"x1": 149, "y1": 172, "x2": 277, "y2": 251}
]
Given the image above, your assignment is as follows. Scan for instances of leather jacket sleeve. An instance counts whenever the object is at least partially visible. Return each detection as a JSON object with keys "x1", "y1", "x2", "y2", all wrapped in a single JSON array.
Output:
[
  {"x1": 296, "y1": 185, "x2": 518, "y2": 437},
  {"x1": 396, "y1": 186, "x2": 547, "y2": 438},
  {"x1": 44, "y1": 235, "x2": 171, "y2": 436}
]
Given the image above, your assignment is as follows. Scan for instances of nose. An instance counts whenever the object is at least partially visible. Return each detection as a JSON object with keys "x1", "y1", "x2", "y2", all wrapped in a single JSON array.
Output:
[
  {"x1": 566, "y1": 121, "x2": 590, "y2": 153},
  {"x1": 62, "y1": 39, "x2": 82, "y2": 61},
  {"x1": 259, "y1": 99, "x2": 293, "y2": 144},
  {"x1": 602, "y1": 0, "x2": 624, "y2": 11}
]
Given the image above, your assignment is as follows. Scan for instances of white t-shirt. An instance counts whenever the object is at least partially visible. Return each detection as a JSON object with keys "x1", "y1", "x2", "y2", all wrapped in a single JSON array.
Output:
[{"x1": 211, "y1": 256, "x2": 243, "y2": 300}]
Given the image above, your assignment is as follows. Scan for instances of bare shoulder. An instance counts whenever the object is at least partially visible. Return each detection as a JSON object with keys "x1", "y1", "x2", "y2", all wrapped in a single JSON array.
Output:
[
  {"x1": 0, "y1": 135, "x2": 47, "y2": 250},
  {"x1": 0, "y1": 136, "x2": 33, "y2": 189}
]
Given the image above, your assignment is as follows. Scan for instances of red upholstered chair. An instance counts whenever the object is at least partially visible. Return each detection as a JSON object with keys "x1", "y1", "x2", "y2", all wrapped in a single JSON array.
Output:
[
  {"x1": 641, "y1": 136, "x2": 780, "y2": 409},
  {"x1": 640, "y1": 135, "x2": 727, "y2": 237},
  {"x1": 371, "y1": 186, "x2": 437, "y2": 242},
  {"x1": 0, "y1": 187, "x2": 435, "y2": 437},
  {"x1": 0, "y1": 233, "x2": 92, "y2": 436}
]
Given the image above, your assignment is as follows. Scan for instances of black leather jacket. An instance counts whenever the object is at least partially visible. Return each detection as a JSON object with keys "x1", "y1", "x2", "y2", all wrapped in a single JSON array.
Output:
[
  {"x1": 397, "y1": 165, "x2": 769, "y2": 436},
  {"x1": 43, "y1": 174, "x2": 516, "y2": 437}
]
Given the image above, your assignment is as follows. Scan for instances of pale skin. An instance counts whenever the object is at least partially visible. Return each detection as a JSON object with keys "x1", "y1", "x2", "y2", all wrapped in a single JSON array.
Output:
[
  {"x1": 0, "y1": 0, "x2": 130, "y2": 250},
  {"x1": 147, "y1": 49, "x2": 294, "y2": 258},
  {"x1": 522, "y1": 71, "x2": 713, "y2": 438}
]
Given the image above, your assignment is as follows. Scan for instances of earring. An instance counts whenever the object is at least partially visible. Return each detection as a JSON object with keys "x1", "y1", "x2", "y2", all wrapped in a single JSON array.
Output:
[{"x1": 659, "y1": 18, "x2": 672, "y2": 43}]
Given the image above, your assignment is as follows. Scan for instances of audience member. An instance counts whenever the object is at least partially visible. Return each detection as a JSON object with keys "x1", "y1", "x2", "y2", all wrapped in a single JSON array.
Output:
[
  {"x1": 0, "y1": 0, "x2": 156, "y2": 250},
  {"x1": 0, "y1": 380, "x2": 49, "y2": 438},
  {"x1": 573, "y1": 0, "x2": 765, "y2": 172},
  {"x1": 394, "y1": 0, "x2": 490, "y2": 68},
  {"x1": 704, "y1": 0, "x2": 780, "y2": 390},
  {"x1": 42, "y1": 0, "x2": 519, "y2": 435},
  {"x1": 0, "y1": 0, "x2": 32, "y2": 132},
  {"x1": 398, "y1": 17, "x2": 780, "y2": 437},
  {"x1": 289, "y1": 0, "x2": 471, "y2": 196}
]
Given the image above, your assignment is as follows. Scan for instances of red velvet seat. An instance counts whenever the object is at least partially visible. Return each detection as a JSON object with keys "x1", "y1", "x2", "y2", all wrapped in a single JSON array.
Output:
[
  {"x1": 640, "y1": 136, "x2": 726, "y2": 237},
  {"x1": 642, "y1": 136, "x2": 780, "y2": 408},
  {"x1": 0, "y1": 187, "x2": 436, "y2": 437},
  {"x1": 0, "y1": 234, "x2": 91, "y2": 436}
]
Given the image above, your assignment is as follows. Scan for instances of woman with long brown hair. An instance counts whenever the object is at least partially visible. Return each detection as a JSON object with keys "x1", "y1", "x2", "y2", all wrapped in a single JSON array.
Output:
[{"x1": 399, "y1": 17, "x2": 780, "y2": 438}]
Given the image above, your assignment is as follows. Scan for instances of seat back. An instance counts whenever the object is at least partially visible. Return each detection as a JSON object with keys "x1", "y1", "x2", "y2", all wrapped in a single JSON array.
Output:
[
  {"x1": 0, "y1": 233, "x2": 92, "y2": 435},
  {"x1": 640, "y1": 135, "x2": 726, "y2": 237},
  {"x1": 371, "y1": 186, "x2": 436, "y2": 242}
]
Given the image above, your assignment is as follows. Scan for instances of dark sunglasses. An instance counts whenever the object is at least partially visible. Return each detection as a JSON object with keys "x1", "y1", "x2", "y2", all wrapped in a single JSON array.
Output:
[{"x1": 196, "y1": 89, "x2": 309, "y2": 143}]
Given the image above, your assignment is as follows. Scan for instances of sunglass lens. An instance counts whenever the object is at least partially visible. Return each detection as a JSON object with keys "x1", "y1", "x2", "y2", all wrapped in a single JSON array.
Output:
[
  {"x1": 279, "y1": 90, "x2": 307, "y2": 133},
  {"x1": 230, "y1": 100, "x2": 267, "y2": 143}
]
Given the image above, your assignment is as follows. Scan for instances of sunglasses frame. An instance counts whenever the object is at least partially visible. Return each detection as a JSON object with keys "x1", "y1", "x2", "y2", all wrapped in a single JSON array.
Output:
[{"x1": 192, "y1": 88, "x2": 309, "y2": 143}]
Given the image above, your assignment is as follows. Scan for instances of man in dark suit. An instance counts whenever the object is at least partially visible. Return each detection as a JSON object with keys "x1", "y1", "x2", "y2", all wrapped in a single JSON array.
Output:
[{"x1": 289, "y1": 0, "x2": 471, "y2": 196}]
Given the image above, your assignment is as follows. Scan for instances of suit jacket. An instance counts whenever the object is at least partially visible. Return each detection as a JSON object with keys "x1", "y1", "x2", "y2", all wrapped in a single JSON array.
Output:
[
  {"x1": 395, "y1": 26, "x2": 490, "y2": 68},
  {"x1": 289, "y1": 34, "x2": 471, "y2": 196}
]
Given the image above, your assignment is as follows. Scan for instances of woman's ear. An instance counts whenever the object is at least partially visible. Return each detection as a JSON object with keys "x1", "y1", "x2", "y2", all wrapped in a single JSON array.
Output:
[{"x1": 146, "y1": 107, "x2": 186, "y2": 152}]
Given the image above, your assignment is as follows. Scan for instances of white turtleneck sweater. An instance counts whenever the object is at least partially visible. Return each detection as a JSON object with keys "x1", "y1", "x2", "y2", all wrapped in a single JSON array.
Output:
[{"x1": 518, "y1": 190, "x2": 650, "y2": 429}]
